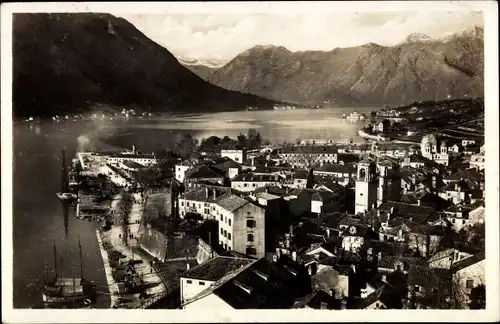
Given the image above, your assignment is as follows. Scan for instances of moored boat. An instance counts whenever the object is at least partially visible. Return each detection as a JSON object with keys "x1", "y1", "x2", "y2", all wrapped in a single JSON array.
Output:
[
  {"x1": 56, "y1": 192, "x2": 78, "y2": 201},
  {"x1": 43, "y1": 240, "x2": 96, "y2": 309}
]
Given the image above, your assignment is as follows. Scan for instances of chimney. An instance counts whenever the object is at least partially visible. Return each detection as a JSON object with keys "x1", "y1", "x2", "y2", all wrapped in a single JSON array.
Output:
[
  {"x1": 326, "y1": 228, "x2": 331, "y2": 238},
  {"x1": 292, "y1": 251, "x2": 297, "y2": 262},
  {"x1": 205, "y1": 187, "x2": 209, "y2": 199},
  {"x1": 390, "y1": 206, "x2": 394, "y2": 215},
  {"x1": 320, "y1": 302, "x2": 328, "y2": 310},
  {"x1": 377, "y1": 251, "x2": 382, "y2": 262},
  {"x1": 329, "y1": 289, "x2": 335, "y2": 297},
  {"x1": 350, "y1": 264, "x2": 356, "y2": 274},
  {"x1": 186, "y1": 263, "x2": 190, "y2": 271},
  {"x1": 213, "y1": 189, "x2": 217, "y2": 200},
  {"x1": 417, "y1": 199, "x2": 421, "y2": 206},
  {"x1": 289, "y1": 224, "x2": 294, "y2": 236},
  {"x1": 381, "y1": 274, "x2": 387, "y2": 282}
]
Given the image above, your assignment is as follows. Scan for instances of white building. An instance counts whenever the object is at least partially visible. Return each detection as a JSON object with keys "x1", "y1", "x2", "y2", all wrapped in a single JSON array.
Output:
[
  {"x1": 175, "y1": 160, "x2": 194, "y2": 182},
  {"x1": 420, "y1": 134, "x2": 450, "y2": 166},
  {"x1": 180, "y1": 256, "x2": 253, "y2": 305},
  {"x1": 451, "y1": 252, "x2": 485, "y2": 308},
  {"x1": 216, "y1": 195, "x2": 266, "y2": 258},
  {"x1": 470, "y1": 152, "x2": 485, "y2": 170},
  {"x1": 221, "y1": 149, "x2": 247, "y2": 164},
  {"x1": 355, "y1": 159, "x2": 378, "y2": 215},
  {"x1": 178, "y1": 187, "x2": 231, "y2": 219},
  {"x1": 231, "y1": 174, "x2": 282, "y2": 192}
]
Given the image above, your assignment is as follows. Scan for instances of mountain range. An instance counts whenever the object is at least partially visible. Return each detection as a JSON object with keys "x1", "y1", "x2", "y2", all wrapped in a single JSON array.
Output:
[
  {"x1": 12, "y1": 13, "x2": 276, "y2": 118},
  {"x1": 13, "y1": 13, "x2": 484, "y2": 118},
  {"x1": 207, "y1": 26, "x2": 484, "y2": 106}
]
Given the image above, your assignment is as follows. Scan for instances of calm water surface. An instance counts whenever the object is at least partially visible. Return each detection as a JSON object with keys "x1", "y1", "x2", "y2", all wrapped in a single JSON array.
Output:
[{"x1": 13, "y1": 108, "x2": 371, "y2": 308}]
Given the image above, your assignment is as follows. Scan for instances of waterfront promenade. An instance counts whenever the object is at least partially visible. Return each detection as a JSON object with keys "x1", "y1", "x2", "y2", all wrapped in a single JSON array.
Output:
[{"x1": 80, "y1": 154, "x2": 167, "y2": 308}]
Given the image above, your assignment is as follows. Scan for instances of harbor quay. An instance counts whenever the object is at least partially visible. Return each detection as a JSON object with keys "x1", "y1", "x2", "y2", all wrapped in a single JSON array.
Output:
[{"x1": 75, "y1": 152, "x2": 168, "y2": 309}]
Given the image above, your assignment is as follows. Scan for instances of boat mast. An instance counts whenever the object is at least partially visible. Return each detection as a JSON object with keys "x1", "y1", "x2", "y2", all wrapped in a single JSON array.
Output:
[
  {"x1": 53, "y1": 242, "x2": 58, "y2": 278},
  {"x1": 59, "y1": 254, "x2": 63, "y2": 279},
  {"x1": 78, "y1": 236, "x2": 84, "y2": 279},
  {"x1": 61, "y1": 149, "x2": 68, "y2": 192}
]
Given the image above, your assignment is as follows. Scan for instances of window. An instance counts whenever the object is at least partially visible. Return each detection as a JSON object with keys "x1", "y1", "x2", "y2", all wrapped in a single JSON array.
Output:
[
  {"x1": 220, "y1": 215, "x2": 223, "y2": 221},
  {"x1": 199, "y1": 281, "x2": 205, "y2": 286},
  {"x1": 228, "y1": 233, "x2": 231, "y2": 240},
  {"x1": 224, "y1": 243, "x2": 227, "y2": 250},
  {"x1": 181, "y1": 202, "x2": 184, "y2": 206},
  {"x1": 246, "y1": 247, "x2": 257, "y2": 256},
  {"x1": 220, "y1": 228, "x2": 223, "y2": 235},
  {"x1": 228, "y1": 219, "x2": 232, "y2": 226},
  {"x1": 466, "y1": 280, "x2": 474, "y2": 289},
  {"x1": 247, "y1": 233, "x2": 254, "y2": 242},
  {"x1": 414, "y1": 285, "x2": 420, "y2": 292},
  {"x1": 244, "y1": 183, "x2": 248, "y2": 187},
  {"x1": 223, "y1": 230, "x2": 227, "y2": 237},
  {"x1": 462, "y1": 220, "x2": 466, "y2": 225},
  {"x1": 228, "y1": 246, "x2": 231, "y2": 251},
  {"x1": 187, "y1": 202, "x2": 190, "y2": 207},
  {"x1": 360, "y1": 193, "x2": 363, "y2": 196},
  {"x1": 247, "y1": 220, "x2": 256, "y2": 228},
  {"x1": 186, "y1": 280, "x2": 192, "y2": 284}
]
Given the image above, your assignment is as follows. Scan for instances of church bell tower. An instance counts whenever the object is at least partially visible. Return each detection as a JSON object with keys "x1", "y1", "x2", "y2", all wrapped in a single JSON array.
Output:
[{"x1": 355, "y1": 159, "x2": 378, "y2": 215}]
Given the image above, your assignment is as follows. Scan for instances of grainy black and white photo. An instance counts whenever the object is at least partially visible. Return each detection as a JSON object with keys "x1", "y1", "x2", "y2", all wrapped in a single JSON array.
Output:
[{"x1": 2, "y1": 1, "x2": 499, "y2": 322}]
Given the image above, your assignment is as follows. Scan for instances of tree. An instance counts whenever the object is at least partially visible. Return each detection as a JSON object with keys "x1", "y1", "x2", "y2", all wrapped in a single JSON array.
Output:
[
  {"x1": 371, "y1": 111, "x2": 377, "y2": 117},
  {"x1": 174, "y1": 134, "x2": 197, "y2": 159},
  {"x1": 468, "y1": 284, "x2": 486, "y2": 309},
  {"x1": 237, "y1": 133, "x2": 247, "y2": 147}
]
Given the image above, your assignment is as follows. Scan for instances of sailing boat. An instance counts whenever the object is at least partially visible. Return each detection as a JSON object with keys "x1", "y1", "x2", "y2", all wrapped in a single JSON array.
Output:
[
  {"x1": 42, "y1": 239, "x2": 96, "y2": 308},
  {"x1": 56, "y1": 149, "x2": 77, "y2": 201}
]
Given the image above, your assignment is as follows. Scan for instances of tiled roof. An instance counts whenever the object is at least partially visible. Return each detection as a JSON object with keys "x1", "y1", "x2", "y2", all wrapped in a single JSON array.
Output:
[
  {"x1": 254, "y1": 192, "x2": 282, "y2": 201},
  {"x1": 293, "y1": 290, "x2": 342, "y2": 309},
  {"x1": 121, "y1": 160, "x2": 144, "y2": 169},
  {"x1": 180, "y1": 186, "x2": 232, "y2": 202},
  {"x1": 212, "y1": 258, "x2": 308, "y2": 309},
  {"x1": 314, "y1": 181, "x2": 346, "y2": 193},
  {"x1": 212, "y1": 157, "x2": 242, "y2": 170},
  {"x1": 232, "y1": 174, "x2": 281, "y2": 182},
  {"x1": 450, "y1": 251, "x2": 485, "y2": 273},
  {"x1": 294, "y1": 170, "x2": 310, "y2": 179},
  {"x1": 185, "y1": 164, "x2": 224, "y2": 180},
  {"x1": 217, "y1": 194, "x2": 252, "y2": 212},
  {"x1": 401, "y1": 191, "x2": 452, "y2": 211},
  {"x1": 314, "y1": 163, "x2": 355, "y2": 174},
  {"x1": 311, "y1": 190, "x2": 338, "y2": 203},
  {"x1": 182, "y1": 256, "x2": 254, "y2": 281},
  {"x1": 377, "y1": 201, "x2": 436, "y2": 224},
  {"x1": 282, "y1": 146, "x2": 338, "y2": 154},
  {"x1": 445, "y1": 168, "x2": 482, "y2": 183},
  {"x1": 378, "y1": 255, "x2": 425, "y2": 270}
]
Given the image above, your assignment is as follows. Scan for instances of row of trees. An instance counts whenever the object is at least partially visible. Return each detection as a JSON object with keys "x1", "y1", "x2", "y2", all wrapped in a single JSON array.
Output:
[{"x1": 171, "y1": 128, "x2": 267, "y2": 159}]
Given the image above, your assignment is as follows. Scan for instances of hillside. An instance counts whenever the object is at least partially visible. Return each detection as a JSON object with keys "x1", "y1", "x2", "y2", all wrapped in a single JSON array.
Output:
[
  {"x1": 208, "y1": 27, "x2": 484, "y2": 106},
  {"x1": 12, "y1": 13, "x2": 276, "y2": 117}
]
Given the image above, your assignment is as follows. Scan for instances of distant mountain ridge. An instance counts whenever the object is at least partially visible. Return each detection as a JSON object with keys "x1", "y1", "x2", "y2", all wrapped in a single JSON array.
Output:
[
  {"x1": 208, "y1": 26, "x2": 484, "y2": 106},
  {"x1": 13, "y1": 13, "x2": 277, "y2": 117}
]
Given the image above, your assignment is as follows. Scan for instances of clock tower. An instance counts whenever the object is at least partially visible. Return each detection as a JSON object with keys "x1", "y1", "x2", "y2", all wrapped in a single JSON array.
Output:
[{"x1": 355, "y1": 159, "x2": 378, "y2": 215}]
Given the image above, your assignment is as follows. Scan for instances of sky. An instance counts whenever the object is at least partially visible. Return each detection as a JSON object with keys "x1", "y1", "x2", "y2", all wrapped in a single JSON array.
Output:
[{"x1": 117, "y1": 11, "x2": 483, "y2": 64}]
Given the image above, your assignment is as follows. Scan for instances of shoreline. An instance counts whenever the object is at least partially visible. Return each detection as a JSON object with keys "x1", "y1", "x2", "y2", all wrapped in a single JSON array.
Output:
[{"x1": 95, "y1": 229, "x2": 120, "y2": 308}]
